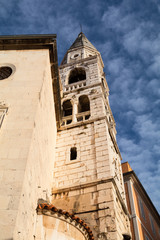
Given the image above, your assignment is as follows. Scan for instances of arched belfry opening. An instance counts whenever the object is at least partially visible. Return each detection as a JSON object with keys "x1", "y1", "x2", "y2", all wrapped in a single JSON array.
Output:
[
  {"x1": 78, "y1": 95, "x2": 90, "y2": 113},
  {"x1": 63, "y1": 100, "x2": 72, "y2": 116},
  {"x1": 68, "y1": 68, "x2": 86, "y2": 84}
]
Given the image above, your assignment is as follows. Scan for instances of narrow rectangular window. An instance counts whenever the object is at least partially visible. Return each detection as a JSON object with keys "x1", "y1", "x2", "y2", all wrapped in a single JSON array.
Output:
[
  {"x1": 150, "y1": 215, "x2": 156, "y2": 235},
  {"x1": 70, "y1": 147, "x2": 77, "y2": 160},
  {"x1": 145, "y1": 234, "x2": 150, "y2": 240},
  {"x1": 139, "y1": 198, "x2": 145, "y2": 220}
]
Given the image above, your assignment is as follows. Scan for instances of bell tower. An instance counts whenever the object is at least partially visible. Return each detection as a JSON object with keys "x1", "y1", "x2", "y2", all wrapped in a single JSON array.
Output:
[{"x1": 52, "y1": 32, "x2": 131, "y2": 240}]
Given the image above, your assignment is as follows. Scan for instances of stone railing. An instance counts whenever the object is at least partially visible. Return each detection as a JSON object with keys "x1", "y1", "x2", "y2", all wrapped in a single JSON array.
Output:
[
  {"x1": 61, "y1": 115, "x2": 72, "y2": 126},
  {"x1": 64, "y1": 80, "x2": 86, "y2": 92},
  {"x1": 76, "y1": 111, "x2": 90, "y2": 122}
]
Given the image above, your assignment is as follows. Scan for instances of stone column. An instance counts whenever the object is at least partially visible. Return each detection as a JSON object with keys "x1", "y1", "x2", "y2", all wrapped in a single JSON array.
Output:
[{"x1": 72, "y1": 100, "x2": 78, "y2": 123}]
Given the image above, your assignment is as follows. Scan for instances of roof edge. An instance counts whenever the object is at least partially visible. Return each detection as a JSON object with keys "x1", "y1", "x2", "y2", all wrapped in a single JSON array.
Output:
[
  {"x1": 0, "y1": 34, "x2": 56, "y2": 40},
  {"x1": 0, "y1": 34, "x2": 57, "y2": 50}
]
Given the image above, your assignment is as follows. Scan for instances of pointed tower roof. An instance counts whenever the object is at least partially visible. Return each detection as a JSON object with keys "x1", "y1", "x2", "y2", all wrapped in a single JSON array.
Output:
[
  {"x1": 69, "y1": 32, "x2": 97, "y2": 51},
  {"x1": 61, "y1": 32, "x2": 98, "y2": 65}
]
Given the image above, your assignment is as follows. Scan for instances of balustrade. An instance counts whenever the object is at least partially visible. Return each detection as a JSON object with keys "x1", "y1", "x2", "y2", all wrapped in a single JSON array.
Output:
[
  {"x1": 76, "y1": 111, "x2": 90, "y2": 122},
  {"x1": 61, "y1": 115, "x2": 72, "y2": 126},
  {"x1": 61, "y1": 111, "x2": 91, "y2": 126},
  {"x1": 64, "y1": 80, "x2": 86, "y2": 92}
]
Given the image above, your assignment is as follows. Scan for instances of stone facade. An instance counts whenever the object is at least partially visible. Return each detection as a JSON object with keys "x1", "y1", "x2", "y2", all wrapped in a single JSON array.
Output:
[
  {"x1": 0, "y1": 36, "x2": 59, "y2": 239},
  {"x1": 52, "y1": 33, "x2": 131, "y2": 240}
]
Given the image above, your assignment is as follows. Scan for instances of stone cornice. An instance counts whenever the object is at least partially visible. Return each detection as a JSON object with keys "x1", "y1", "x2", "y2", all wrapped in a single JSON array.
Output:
[
  {"x1": 52, "y1": 177, "x2": 129, "y2": 216},
  {"x1": 59, "y1": 55, "x2": 98, "y2": 69}
]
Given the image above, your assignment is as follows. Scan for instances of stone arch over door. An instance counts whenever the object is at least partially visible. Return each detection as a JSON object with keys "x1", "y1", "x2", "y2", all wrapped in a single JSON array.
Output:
[{"x1": 36, "y1": 204, "x2": 94, "y2": 240}]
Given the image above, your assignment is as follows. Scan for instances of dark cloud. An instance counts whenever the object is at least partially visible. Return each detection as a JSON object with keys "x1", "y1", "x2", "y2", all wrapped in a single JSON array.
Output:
[{"x1": 0, "y1": 0, "x2": 159, "y2": 212}]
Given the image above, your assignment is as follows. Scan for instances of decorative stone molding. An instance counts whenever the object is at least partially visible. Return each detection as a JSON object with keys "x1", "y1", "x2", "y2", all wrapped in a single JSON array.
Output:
[
  {"x1": 0, "y1": 104, "x2": 8, "y2": 128},
  {"x1": 37, "y1": 203, "x2": 94, "y2": 240}
]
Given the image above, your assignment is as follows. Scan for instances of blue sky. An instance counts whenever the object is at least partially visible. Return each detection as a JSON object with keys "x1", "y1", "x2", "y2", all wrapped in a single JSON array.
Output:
[{"x1": 0, "y1": 0, "x2": 160, "y2": 213}]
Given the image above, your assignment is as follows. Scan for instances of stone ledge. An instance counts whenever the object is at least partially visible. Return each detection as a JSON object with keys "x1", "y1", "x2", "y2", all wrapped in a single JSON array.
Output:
[{"x1": 52, "y1": 177, "x2": 129, "y2": 217}]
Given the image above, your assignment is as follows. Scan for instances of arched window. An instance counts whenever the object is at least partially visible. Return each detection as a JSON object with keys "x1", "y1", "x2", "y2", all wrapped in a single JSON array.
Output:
[
  {"x1": 68, "y1": 68, "x2": 86, "y2": 84},
  {"x1": 78, "y1": 95, "x2": 90, "y2": 113},
  {"x1": 70, "y1": 147, "x2": 77, "y2": 160},
  {"x1": 63, "y1": 100, "x2": 72, "y2": 116}
]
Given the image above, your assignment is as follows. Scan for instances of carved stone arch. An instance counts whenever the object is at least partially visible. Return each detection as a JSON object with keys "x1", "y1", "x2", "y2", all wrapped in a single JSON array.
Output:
[
  {"x1": 61, "y1": 96, "x2": 78, "y2": 117},
  {"x1": 37, "y1": 203, "x2": 94, "y2": 240},
  {"x1": 62, "y1": 95, "x2": 77, "y2": 106}
]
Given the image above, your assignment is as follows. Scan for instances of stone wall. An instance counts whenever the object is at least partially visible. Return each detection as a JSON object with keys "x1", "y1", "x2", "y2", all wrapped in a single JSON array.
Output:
[
  {"x1": 53, "y1": 116, "x2": 130, "y2": 239},
  {"x1": 54, "y1": 119, "x2": 112, "y2": 189},
  {"x1": 0, "y1": 49, "x2": 57, "y2": 239},
  {"x1": 52, "y1": 179, "x2": 130, "y2": 240}
]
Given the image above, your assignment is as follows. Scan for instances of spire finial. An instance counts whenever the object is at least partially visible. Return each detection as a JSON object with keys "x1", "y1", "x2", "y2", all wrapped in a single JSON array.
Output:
[{"x1": 80, "y1": 24, "x2": 83, "y2": 33}]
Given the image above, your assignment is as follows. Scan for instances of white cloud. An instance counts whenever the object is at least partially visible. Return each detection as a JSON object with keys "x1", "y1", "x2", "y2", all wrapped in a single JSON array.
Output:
[
  {"x1": 102, "y1": 5, "x2": 135, "y2": 34},
  {"x1": 148, "y1": 55, "x2": 160, "y2": 76},
  {"x1": 134, "y1": 115, "x2": 160, "y2": 141},
  {"x1": 0, "y1": 0, "x2": 15, "y2": 19},
  {"x1": 107, "y1": 57, "x2": 125, "y2": 76},
  {"x1": 129, "y1": 97, "x2": 148, "y2": 113},
  {"x1": 123, "y1": 27, "x2": 143, "y2": 55},
  {"x1": 147, "y1": 79, "x2": 160, "y2": 95},
  {"x1": 98, "y1": 41, "x2": 113, "y2": 61},
  {"x1": 87, "y1": 1, "x2": 104, "y2": 20}
]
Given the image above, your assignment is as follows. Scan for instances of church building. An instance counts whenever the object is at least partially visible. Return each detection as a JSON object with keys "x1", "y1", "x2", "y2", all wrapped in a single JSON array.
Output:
[{"x1": 0, "y1": 33, "x2": 132, "y2": 240}]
